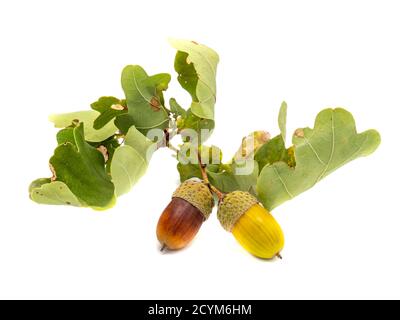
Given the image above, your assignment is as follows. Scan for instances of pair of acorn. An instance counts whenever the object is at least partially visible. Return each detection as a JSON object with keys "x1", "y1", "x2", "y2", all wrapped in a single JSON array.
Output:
[{"x1": 157, "y1": 179, "x2": 284, "y2": 259}]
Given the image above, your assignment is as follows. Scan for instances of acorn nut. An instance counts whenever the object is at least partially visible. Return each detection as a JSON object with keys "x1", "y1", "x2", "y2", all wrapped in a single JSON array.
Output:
[
  {"x1": 157, "y1": 179, "x2": 214, "y2": 251},
  {"x1": 217, "y1": 191, "x2": 284, "y2": 259}
]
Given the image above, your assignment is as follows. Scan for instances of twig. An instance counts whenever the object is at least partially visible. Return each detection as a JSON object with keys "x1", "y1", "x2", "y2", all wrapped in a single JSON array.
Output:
[
  {"x1": 210, "y1": 185, "x2": 225, "y2": 201},
  {"x1": 197, "y1": 150, "x2": 225, "y2": 201}
]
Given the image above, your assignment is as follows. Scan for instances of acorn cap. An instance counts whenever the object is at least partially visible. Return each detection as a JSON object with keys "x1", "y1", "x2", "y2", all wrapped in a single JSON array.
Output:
[
  {"x1": 172, "y1": 179, "x2": 214, "y2": 220},
  {"x1": 217, "y1": 191, "x2": 259, "y2": 231}
]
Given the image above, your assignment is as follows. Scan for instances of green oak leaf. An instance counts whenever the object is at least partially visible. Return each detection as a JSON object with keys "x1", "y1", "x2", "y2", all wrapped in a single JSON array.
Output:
[
  {"x1": 50, "y1": 124, "x2": 116, "y2": 209},
  {"x1": 180, "y1": 109, "x2": 215, "y2": 143},
  {"x1": 254, "y1": 102, "x2": 291, "y2": 171},
  {"x1": 121, "y1": 65, "x2": 170, "y2": 134},
  {"x1": 29, "y1": 178, "x2": 52, "y2": 191},
  {"x1": 255, "y1": 135, "x2": 288, "y2": 171},
  {"x1": 170, "y1": 39, "x2": 219, "y2": 136},
  {"x1": 110, "y1": 147, "x2": 147, "y2": 197},
  {"x1": 90, "y1": 96, "x2": 127, "y2": 130},
  {"x1": 56, "y1": 122, "x2": 120, "y2": 173},
  {"x1": 89, "y1": 136, "x2": 121, "y2": 173},
  {"x1": 124, "y1": 125, "x2": 156, "y2": 158},
  {"x1": 102, "y1": 138, "x2": 120, "y2": 172},
  {"x1": 176, "y1": 162, "x2": 221, "y2": 182},
  {"x1": 257, "y1": 108, "x2": 381, "y2": 210},
  {"x1": 177, "y1": 163, "x2": 202, "y2": 182},
  {"x1": 169, "y1": 98, "x2": 187, "y2": 119},
  {"x1": 176, "y1": 145, "x2": 222, "y2": 182},
  {"x1": 29, "y1": 179, "x2": 84, "y2": 207},
  {"x1": 176, "y1": 142, "x2": 258, "y2": 194},
  {"x1": 111, "y1": 126, "x2": 156, "y2": 196},
  {"x1": 278, "y1": 101, "x2": 288, "y2": 144},
  {"x1": 49, "y1": 110, "x2": 118, "y2": 142},
  {"x1": 144, "y1": 73, "x2": 171, "y2": 106},
  {"x1": 207, "y1": 161, "x2": 259, "y2": 194},
  {"x1": 114, "y1": 113, "x2": 135, "y2": 134},
  {"x1": 174, "y1": 50, "x2": 198, "y2": 101},
  {"x1": 56, "y1": 127, "x2": 76, "y2": 145},
  {"x1": 145, "y1": 73, "x2": 171, "y2": 89}
]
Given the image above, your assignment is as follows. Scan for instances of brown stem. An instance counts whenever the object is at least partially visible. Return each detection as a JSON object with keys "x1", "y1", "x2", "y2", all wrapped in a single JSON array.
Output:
[
  {"x1": 197, "y1": 152, "x2": 209, "y2": 183},
  {"x1": 162, "y1": 128, "x2": 181, "y2": 156},
  {"x1": 164, "y1": 129, "x2": 170, "y2": 146},
  {"x1": 197, "y1": 150, "x2": 225, "y2": 201},
  {"x1": 210, "y1": 185, "x2": 225, "y2": 201}
]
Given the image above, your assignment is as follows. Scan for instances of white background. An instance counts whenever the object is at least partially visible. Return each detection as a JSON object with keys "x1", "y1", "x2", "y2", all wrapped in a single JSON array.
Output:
[{"x1": 0, "y1": 0, "x2": 399, "y2": 300}]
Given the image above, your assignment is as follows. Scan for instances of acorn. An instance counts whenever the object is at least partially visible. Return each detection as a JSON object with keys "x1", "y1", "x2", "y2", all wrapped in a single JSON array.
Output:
[
  {"x1": 157, "y1": 179, "x2": 214, "y2": 251},
  {"x1": 217, "y1": 191, "x2": 284, "y2": 259}
]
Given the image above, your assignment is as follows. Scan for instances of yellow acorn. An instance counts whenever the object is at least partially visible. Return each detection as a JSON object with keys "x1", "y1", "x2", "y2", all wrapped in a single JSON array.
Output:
[{"x1": 217, "y1": 191, "x2": 284, "y2": 259}]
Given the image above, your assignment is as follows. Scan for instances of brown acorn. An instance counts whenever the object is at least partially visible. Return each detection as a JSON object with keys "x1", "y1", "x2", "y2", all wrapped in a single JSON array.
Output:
[{"x1": 156, "y1": 179, "x2": 214, "y2": 251}]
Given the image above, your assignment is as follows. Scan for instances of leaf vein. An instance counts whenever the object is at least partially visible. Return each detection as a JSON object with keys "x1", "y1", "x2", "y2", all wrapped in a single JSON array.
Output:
[
  {"x1": 304, "y1": 137, "x2": 326, "y2": 165},
  {"x1": 131, "y1": 68, "x2": 152, "y2": 104},
  {"x1": 326, "y1": 134, "x2": 370, "y2": 176},
  {"x1": 317, "y1": 110, "x2": 335, "y2": 182},
  {"x1": 114, "y1": 161, "x2": 133, "y2": 188},
  {"x1": 273, "y1": 166, "x2": 294, "y2": 199}
]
